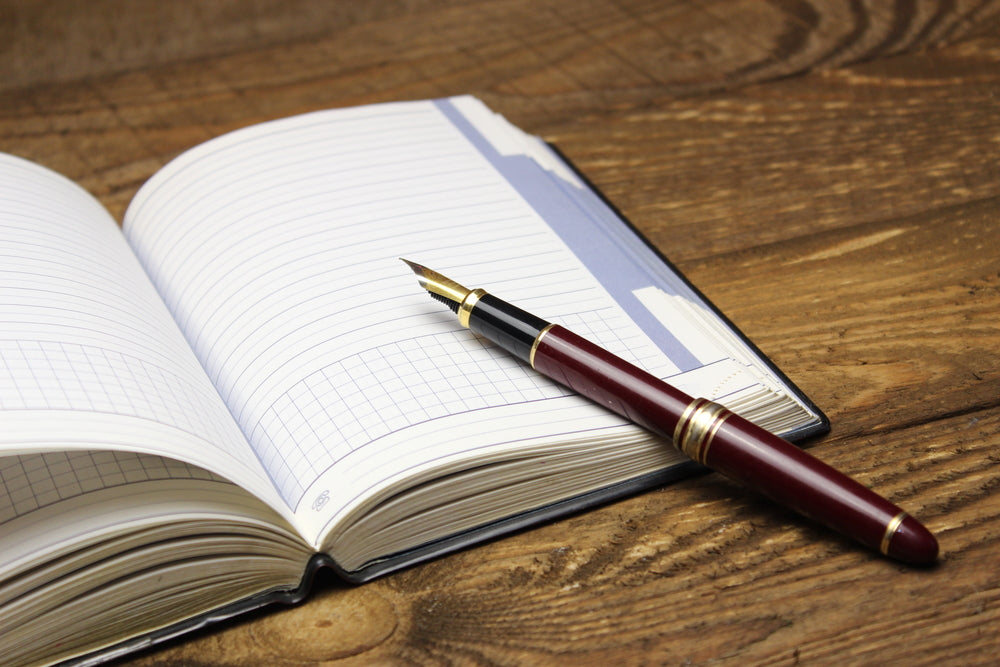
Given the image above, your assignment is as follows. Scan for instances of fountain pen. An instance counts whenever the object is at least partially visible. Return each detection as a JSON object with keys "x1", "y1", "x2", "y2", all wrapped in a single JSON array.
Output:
[{"x1": 402, "y1": 259, "x2": 939, "y2": 564}]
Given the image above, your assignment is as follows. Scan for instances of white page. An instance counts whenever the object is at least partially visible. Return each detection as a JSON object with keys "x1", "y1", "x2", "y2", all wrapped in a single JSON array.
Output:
[
  {"x1": 124, "y1": 98, "x2": 741, "y2": 547},
  {"x1": 0, "y1": 154, "x2": 284, "y2": 513}
]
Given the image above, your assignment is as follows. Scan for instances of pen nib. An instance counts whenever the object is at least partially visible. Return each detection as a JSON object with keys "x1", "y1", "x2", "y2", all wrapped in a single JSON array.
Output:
[{"x1": 400, "y1": 258, "x2": 472, "y2": 311}]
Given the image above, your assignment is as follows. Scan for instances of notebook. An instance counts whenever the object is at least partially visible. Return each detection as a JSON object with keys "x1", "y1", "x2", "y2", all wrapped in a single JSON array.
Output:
[{"x1": 0, "y1": 96, "x2": 827, "y2": 666}]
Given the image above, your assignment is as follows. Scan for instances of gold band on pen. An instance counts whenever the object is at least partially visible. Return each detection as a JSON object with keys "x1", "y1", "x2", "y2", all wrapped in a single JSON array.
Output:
[
  {"x1": 529, "y1": 323, "x2": 556, "y2": 369},
  {"x1": 880, "y1": 512, "x2": 908, "y2": 556},
  {"x1": 458, "y1": 288, "x2": 487, "y2": 328},
  {"x1": 673, "y1": 398, "x2": 732, "y2": 464},
  {"x1": 674, "y1": 399, "x2": 702, "y2": 446}
]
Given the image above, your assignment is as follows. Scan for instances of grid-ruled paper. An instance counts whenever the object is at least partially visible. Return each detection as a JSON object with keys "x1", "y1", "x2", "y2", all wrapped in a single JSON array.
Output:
[
  {"x1": 252, "y1": 331, "x2": 561, "y2": 503},
  {"x1": 251, "y1": 307, "x2": 663, "y2": 504},
  {"x1": 0, "y1": 339, "x2": 238, "y2": 447},
  {"x1": 0, "y1": 154, "x2": 278, "y2": 509},
  {"x1": 0, "y1": 450, "x2": 217, "y2": 526},
  {"x1": 124, "y1": 100, "x2": 683, "y2": 512}
]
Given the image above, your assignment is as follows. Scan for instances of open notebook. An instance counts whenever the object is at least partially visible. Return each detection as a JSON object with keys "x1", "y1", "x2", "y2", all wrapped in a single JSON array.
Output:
[{"x1": 0, "y1": 96, "x2": 827, "y2": 666}]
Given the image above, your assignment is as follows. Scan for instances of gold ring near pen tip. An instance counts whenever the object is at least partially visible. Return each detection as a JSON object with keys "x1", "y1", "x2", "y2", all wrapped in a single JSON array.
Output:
[
  {"x1": 458, "y1": 289, "x2": 487, "y2": 328},
  {"x1": 880, "y1": 511, "x2": 908, "y2": 555},
  {"x1": 529, "y1": 323, "x2": 556, "y2": 368}
]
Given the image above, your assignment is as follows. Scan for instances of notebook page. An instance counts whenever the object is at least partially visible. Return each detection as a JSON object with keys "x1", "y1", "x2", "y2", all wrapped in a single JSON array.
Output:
[
  {"x1": 0, "y1": 154, "x2": 283, "y2": 512},
  {"x1": 123, "y1": 99, "x2": 707, "y2": 543}
]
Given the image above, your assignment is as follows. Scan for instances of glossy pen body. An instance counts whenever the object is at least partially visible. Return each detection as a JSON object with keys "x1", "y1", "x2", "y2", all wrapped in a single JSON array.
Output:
[{"x1": 402, "y1": 260, "x2": 939, "y2": 565}]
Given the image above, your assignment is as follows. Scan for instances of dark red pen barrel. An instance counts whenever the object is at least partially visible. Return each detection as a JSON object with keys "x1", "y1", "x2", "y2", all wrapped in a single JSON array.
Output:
[
  {"x1": 531, "y1": 325, "x2": 937, "y2": 564},
  {"x1": 531, "y1": 325, "x2": 692, "y2": 437},
  {"x1": 701, "y1": 413, "x2": 936, "y2": 562}
]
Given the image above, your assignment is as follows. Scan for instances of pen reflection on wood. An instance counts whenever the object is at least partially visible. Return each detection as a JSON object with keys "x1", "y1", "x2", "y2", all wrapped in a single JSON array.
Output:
[{"x1": 401, "y1": 259, "x2": 939, "y2": 565}]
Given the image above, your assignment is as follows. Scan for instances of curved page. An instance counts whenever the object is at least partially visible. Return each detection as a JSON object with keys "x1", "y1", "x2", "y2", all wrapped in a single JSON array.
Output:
[{"x1": 0, "y1": 153, "x2": 282, "y2": 512}]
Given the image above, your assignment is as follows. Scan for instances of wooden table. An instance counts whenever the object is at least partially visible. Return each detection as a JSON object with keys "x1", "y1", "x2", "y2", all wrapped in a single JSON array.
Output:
[{"x1": 3, "y1": 1, "x2": 998, "y2": 664}]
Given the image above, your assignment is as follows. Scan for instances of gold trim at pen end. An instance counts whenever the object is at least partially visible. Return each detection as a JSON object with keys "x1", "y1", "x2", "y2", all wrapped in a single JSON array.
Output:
[{"x1": 880, "y1": 512, "x2": 908, "y2": 556}]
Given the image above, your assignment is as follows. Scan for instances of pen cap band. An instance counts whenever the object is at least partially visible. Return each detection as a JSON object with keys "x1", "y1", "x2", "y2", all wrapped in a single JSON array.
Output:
[{"x1": 673, "y1": 398, "x2": 732, "y2": 464}]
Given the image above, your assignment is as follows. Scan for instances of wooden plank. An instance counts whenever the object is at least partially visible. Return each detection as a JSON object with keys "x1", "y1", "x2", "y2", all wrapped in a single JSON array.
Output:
[
  {"x1": 683, "y1": 197, "x2": 1000, "y2": 437},
  {"x1": 544, "y1": 35, "x2": 1000, "y2": 261},
  {"x1": 2, "y1": 3, "x2": 998, "y2": 246},
  {"x1": 4, "y1": 1, "x2": 997, "y2": 96}
]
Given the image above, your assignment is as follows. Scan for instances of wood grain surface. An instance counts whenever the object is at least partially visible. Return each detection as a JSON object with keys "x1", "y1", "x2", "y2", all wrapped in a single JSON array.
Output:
[{"x1": 2, "y1": 1, "x2": 998, "y2": 665}]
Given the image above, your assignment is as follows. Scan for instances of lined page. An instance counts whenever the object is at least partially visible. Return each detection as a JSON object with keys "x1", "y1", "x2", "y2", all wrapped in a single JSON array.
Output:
[
  {"x1": 0, "y1": 154, "x2": 282, "y2": 511},
  {"x1": 123, "y1": 99, "x2": 694, "y2": 540}
]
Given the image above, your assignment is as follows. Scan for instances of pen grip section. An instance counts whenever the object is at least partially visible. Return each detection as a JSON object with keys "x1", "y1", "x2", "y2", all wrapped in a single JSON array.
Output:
[{"x1": 468, "y1": 293, "x2": 549, "y2": 363}]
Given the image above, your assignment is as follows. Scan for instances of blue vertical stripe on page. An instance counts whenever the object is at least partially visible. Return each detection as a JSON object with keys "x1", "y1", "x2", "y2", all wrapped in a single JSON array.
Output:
[{"x1": 435, "y1": 98, "x2": 701, "y2": 373}]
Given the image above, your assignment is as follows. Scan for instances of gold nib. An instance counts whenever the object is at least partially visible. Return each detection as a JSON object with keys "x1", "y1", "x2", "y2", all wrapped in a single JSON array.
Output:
[{"x1": 400, "y1": 258, "x2": 473, "y2": 304}]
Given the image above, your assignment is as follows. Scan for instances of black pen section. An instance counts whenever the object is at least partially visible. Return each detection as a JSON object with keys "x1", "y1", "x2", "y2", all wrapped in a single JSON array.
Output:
[{"x1": 467, "y1": 293, "x2": 549, "y2": 363}]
